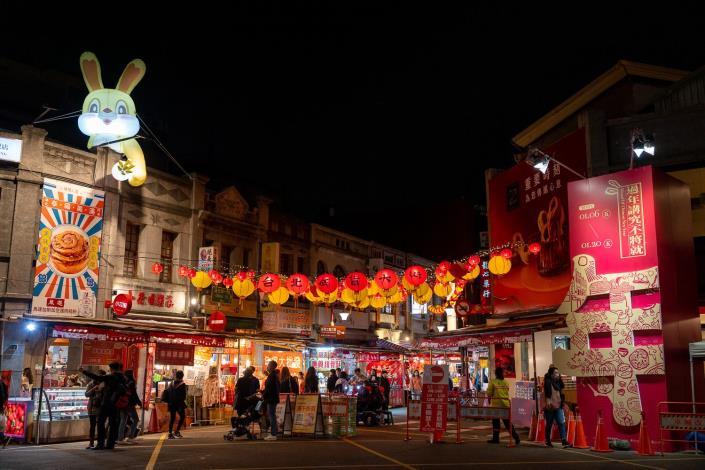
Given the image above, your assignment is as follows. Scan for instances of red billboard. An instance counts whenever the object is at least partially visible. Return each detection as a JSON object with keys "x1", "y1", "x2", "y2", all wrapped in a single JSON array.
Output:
[{"x1": 488, "y1": 129, "x2": 587, "y2": 314}]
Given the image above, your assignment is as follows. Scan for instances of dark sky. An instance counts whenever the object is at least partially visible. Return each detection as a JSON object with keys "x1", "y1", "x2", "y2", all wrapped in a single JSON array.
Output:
[{"x1": 3, "y1": 3, "x2": 705, "y2": 257}]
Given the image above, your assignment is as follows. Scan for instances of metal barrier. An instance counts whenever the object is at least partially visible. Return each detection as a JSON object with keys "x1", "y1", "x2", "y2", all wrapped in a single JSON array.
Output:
[{"x1": 657, "y1": 401, "x2": 705, "y2": 454}]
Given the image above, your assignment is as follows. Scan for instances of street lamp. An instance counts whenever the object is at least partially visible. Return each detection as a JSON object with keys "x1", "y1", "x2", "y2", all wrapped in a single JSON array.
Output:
[
  {"x1": 339, "y1": 311, "x2": 350, "y2": 321},
  {"x1": 436, "y1": 325, "x2": 445, "y2": 333},
  {"x1": 525, "y1": 147, "x2": 585, "y2": 179},
  {"x1": 630, "y1": 128, "x2": 655, "y2": 169}
]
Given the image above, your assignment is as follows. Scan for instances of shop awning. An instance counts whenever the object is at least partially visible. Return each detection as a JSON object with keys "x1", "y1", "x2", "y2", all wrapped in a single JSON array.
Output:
[{"x1": 375, "y1": 339, "x2": 412, "y2": 354}]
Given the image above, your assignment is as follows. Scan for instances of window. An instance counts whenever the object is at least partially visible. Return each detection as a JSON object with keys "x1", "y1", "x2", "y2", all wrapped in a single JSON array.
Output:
[
  {"x1": 123, "y1": 222, "x2": 140, "y2": 277},
  {"x1": 412, "y1": 300, "x2": 428, "y2": 315},
  {"x1": 372, "y1": 249, "x2": 382, "y2": 259},
  {"x1": 280, "y1": 254, "x2": 293, "y2": 275},
  {"x1": 160, "y1": 231, "x2": 176, "y2": 283},
  {"x1": 243, "y1": 249, "x2": 251, "y2": 269},
  {"x1": 221, "y1": 245, "x2": 234, "y2": 270},
  {"x1": 297, "y1": 256, "x2": 305, "y2": 273},
  {"x1": 333, "y1": 265, "x2": 346, "y2": 278},
  {"x1": 317, "y1": 261, "x2": 327, "y2": 276}
]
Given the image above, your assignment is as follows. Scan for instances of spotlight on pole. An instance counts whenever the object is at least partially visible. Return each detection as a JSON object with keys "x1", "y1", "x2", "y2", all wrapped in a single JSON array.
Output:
[
  {"x1": 436, "y1": 325, "x2": 445, "y2": 333},
  {"x1": 26, "y1": 322, "x2": 37, "y2": 332},
  {"x1": 525, "y1": 148, "x2": 550, "y2": 174},
  {"x1": 339, "y1": 311, "x2": 350, "y2": 321}
]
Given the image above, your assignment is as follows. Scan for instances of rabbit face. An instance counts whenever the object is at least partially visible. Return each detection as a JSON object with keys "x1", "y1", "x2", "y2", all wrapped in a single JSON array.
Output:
[{"x1": 78, "y1": 89, "x2": 139, "y2": 150}]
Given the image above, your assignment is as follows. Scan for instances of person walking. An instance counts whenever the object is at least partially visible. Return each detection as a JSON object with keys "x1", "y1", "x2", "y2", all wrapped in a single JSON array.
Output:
[
  {"x1": 326, "y1": 369, "x2": 338, "y2": 394},
  {"x1": 85, "y1": 370, "x2": 106, "y2": 449},
  {"x1": 117, "y1": 370, "x2": 142, "y2": 444},
  {"x1": 165, "y1": 370, "x2": 188, "y2": 440},
  {"x1": 280, "y1": 366, "x2": 298, "y2": 395},
  {"x1": 486, "y1": 367, "x2": 520, "y2": 446},
  {"x1": 304, "y1": 367, "x2": 319, "y2": 393},
  {"x1": 80, "y1": 362, "x2": 126, "y2": 450},
  {"x1": 263, "y1": 360, "x2": 280, "y2": 441},
  {"x1": 544, "y1": 366, "x2": 570, "y2": 448}
]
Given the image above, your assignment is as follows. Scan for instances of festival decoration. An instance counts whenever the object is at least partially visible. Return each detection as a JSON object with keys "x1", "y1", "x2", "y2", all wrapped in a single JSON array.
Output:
[
  {"x1": 286, "y1": 273, "x2": 310, "y2": 295},
  {"x1": 433, "y1": 282, "x2": 452, "y2": 298},
  {"x1": 344, "y1": 272, "x2": 369, "y2": 292},
  {"x1": 231, "y1": 278, "x2": 255, "y2": 301},
  {"x1": 78, "y1": 52, "x2": 147, "y2": 186},
  {"x1": 413, "y1": 284, "x2": 433, "y2": 304},
  {"x1": 268, "y1": 286, "x2": 290, "y2": 305},
  {"x1": 529, "y1": 242, "x2": 541, "y2": 254},
  {"x1": 404, "y1": 265, "x2": 427, "y2": 288},
  {"x1": 434, "y1": 261, "x2": 454, "y2": 282},
  {"x1": 187, "y1": 268, "x2": 197, "y2": 279},
  {"x1": 208, "y1": 269, "x2": 223, "y2": 285},
  {"x1": 305, "y1": 286, "x2": 323, "y2": 304},
  {"x1": 315, "y1": 273, "x2": 338, "y2": 294},
  {"x1": 222, "y1": 276, "x2": 233, "y2": 288},
  {"x1": 258, "y1": 273, "x2": 281, "y2": 293},
  {"x1": 468, "y1": 255, "x2": 481, "y2": 267},
  {"x1": 374, "y1": 269, "x2": 399, "y2": 291},
  {"x1": 488, "y1": 255, "x2": 512, "y2": 276},
  {"x1": 500, "y1": 248, "x2": 513, "y2": 259},
  {"x1": 463, "y1": 264, "x2": 480, "y2": 280},
  {"x1": 190, "y1": 271, "x2": 212, "y2": 290},
  {"x1": 370, "y1": 293, "x2": 387, "y2": 309},
  {"x1": 151, "y1": 262, "x2": 164, "y2": 274},
  {"x1": 178, "y1": 265, "x2": 189, "y2": 278}
]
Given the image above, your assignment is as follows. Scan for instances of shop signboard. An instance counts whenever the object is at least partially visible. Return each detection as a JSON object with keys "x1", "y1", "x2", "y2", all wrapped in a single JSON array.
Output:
[
  {"x1": 261, "y1": 242, "x2": 280, "y2": 273},
  {"x1": 417, "y1": 330, "x2": 533, "y2": 350},
  {"x1": 112, "y1": 286, "x2": 186, "y2": 315},
  {"x1": 198, "y1": 246, "x2": 217, "y2": 271},
  {"x1": 211, "y1": 285, "x2": 233, "y2": 304},
  {"x1": 276, "y1": 394, "x2": 294, "y2": 436},
  {"x1": 510, "y1": 398, "x2": 534, "y2": 428},
  {"x1": 81, "y1": 340, "x2": 125, "y2": 365},
  {"x1": 0, "y1": 136, "x2": 22, "y2": 163},
  {"x1": 262, "y1": 307, "x2": 312, "y2": 336},
  {"x1": 263, "y1": 351, "x2": 304, "y2": 375},
  {"x1": 320, "y1": 325, "x2": 346, "y2": 338},
  {"x1": 155, "y1": 343, "x2": 195, "y2": 366},
  {"x1": 5, "y1": 399, "x2": 33, "y2": 440},
  {"x1": 31, "y1": 178, "x2": 105, "y2": 318},
  {"x1": 494, "y1": 343, "x2": 516, "y2": 378},
  {"x1": 487, "y1": 129, "x2": 586, "y2": 314},
  {"x1": 420, "y1": 364, "x2": 449, "y2": 433},
  {"x1": 292, "y1": 393, "x2": 324, "y2": 437}
]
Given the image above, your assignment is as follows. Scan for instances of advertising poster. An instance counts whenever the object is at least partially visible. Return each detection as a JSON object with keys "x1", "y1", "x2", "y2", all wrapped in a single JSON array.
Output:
[
  {"x1": 487, "y1": 129, "x2": 586, "y2": 314},
  {"x1": 292, "y1": 393, "x2": 323, "y2": 436},
  {"x1": 494, "y1": 343, "x2": 516, "y2": 378},
  {"x1": 263, "y1": 351, "x2": 303, "y2": 375},
  {"x1": 32, "y1": 178, "x2": 104, "y2": 318}
]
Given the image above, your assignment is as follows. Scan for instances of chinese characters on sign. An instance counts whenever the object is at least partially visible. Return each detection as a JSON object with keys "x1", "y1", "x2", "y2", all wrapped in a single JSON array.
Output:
[
  {"x1": 420, "y1": 365, "x2": 449, "y2": 433},
  {"x1": 618, "y1": 183, "x2": 646, "y2": 258},
  {"x1": 523, "y1": 162, "x2": 563, "y2": 204},
  {"x1": 113, "y1": 288, "x2": 185, "y2": 314},
  {"x1": 480, "y1": 261, "x2": 491, "y2": 308},
  {"x1": 155, "y1": 343, "x2": 195, "y2": 366}
]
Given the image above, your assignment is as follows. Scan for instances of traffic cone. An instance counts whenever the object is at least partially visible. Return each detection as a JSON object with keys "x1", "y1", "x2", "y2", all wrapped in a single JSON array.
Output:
[
  {"x1": 590, "y1": 409, "x2": 614, "y2": 453},
  {"x1": 148, "y1": 407, "x2": 160, "y2": 433},
  {"x1": 534, "y1": 410, "x2": 546, "y2": 442},
  {"x1": 573, "y1": 407, "x2": 590, "y2": 449},
  {"x1": 636, "y1": 411, "x2": 655, "y2": 456},
  {"x1": 567, "y1": 411, "x2": 576, "y2": 445}
]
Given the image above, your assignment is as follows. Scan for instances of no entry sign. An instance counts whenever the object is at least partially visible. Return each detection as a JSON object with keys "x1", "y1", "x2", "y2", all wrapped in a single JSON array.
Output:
[{"x1": 420, "y1": 364, "x2": 449, "y2": 433}]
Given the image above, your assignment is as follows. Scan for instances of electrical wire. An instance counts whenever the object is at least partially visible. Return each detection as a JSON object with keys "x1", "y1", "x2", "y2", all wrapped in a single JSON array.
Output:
[
  {"x1": 137, "y1": 114, "x2": 193, "y2": 181},
  {"x1": 32, "y1": 109, "x2": 82, "y2": 125}
]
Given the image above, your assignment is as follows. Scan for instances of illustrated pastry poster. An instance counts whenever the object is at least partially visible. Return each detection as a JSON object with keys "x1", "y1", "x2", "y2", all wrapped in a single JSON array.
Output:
[{"x1": 32, "y1": 178, "x2": 104, "y2": 318}]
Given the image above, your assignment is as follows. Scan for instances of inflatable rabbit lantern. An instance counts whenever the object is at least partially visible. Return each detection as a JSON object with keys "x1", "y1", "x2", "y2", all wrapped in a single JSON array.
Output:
[{"x1": 78, "y1": 52, "x2": 147, "y2": 186}]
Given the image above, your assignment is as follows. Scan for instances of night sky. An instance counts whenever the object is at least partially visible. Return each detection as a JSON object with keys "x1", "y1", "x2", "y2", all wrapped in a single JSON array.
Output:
[{"x1": 2, "y1": 3, "x2": 705, "y2": 258}]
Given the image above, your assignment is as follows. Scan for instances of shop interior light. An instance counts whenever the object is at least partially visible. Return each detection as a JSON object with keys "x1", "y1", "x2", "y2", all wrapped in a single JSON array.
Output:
[
  {"x1": 190, "y1": 298, "x2": 198, "y2": 306},
  {"x1": 404, "y1": 336, "x2": 410, "y2": 341},
  {"x1": 315, "y1": 347, "x2": 335, "y2": 352},
  {"x1": 26, "y1": 322, "x2": 37, "y2": 332},
  {"x1": 338, "y1": 311, "x2": 350, "y2": 321}
]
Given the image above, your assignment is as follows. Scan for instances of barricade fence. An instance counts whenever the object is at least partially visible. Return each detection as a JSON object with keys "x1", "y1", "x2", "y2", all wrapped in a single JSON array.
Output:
[{"x1": 657, "y1": 401, "x2": 705, "y2": 454}]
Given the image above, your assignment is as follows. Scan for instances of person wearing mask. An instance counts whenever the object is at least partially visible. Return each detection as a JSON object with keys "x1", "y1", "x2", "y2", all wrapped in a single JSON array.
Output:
[
  {"x1": 165, "y1": 370, "x2": 187, "y2": 440},
  {"x1": 304, "y1": 367, "x2": 319, "y2": 393},
  {"x1": 410, "y1": 370, "x2": 422, "y2": 400},
  {"x1": 117, "y1": 370, "x2": 142, "y2": 444},
  {"x1": 544, "y1": 366, "x2": 570, "y2": 448},
  {"x1": 326, "y1": 369, "x2": 338, "y2": 394},
  {"x1": 85, "y1": 370, "x2": 106, "y2": 449},
  {"x1": 21, "y1": 368, "x2": 34, "y2": 398},
  {"x1": 80, "y1": 362, "x2": 126, "y2": 450},
  {"x1": 280, "y1": 366, "x2": 298, "y2": 395},
  {"x1": 335, "y1": 371, "x2": 349, "y2": 394},
  {"x1": 263, "y1": 360, "x2": 280, "y2": 441},
  {"x1": 486, "y1": 367, "x2": 520, "y2": 445},
  {"x1": 297, "y1": 371, "x2": 305, "y2": 394},
  {"x1": 379, "y1": 371, "x2": 391, "y2": 409}
]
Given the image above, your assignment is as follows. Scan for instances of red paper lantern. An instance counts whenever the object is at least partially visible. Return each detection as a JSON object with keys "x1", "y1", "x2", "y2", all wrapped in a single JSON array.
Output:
[
  {"x1": 404, "y1": 265, "x2": 427, "y2": 287},
  {"x1": 315, "y1": 273, "x2": 338, "y2": 294},
  {"x1": 449, "y1": 263, "x2": 468, "y2": 280},
  {"x1": 374, "y1": 268, "x2": 398, "y2": 290},
  {"x1": 529, "y1": 242, "x2": 541, "y2": 254},
  {"x1": 344, "y1": 272, "x2": 369, "y2": 292},
  {"x1": 286, "y1": 273, "x2": 310, "y2": 295},
  {"x1": 222, "y1": 277, "x2": 233, "y2": 288},
  {"x1": 151, "y1": 262, "x2": 164, "y2": 274},
  {"x1": 207, "y1": 310, "x2": 226, "y2": 332},
  {"x1": 209, "y1": 270, "x2": 223, "y2": 284},
  {"x1": 500, "y1": 248, "x2": 513, "y2": 259},
  {"x1": 187, "y1": 268, "x2": 197, "y2": 279},
  {"x1": 468, "y1": 255, "x2": 481, "y2": 267},
  {"x1": 178, "y1": 265, "x2": 189, "y2": 278},
  {"x1": 112, "y1": 293, "x2": 132, "y2": 316},
  {"x1": 435, "y1": 261, "x2": 451, "y2": 279},
  {"x1": 236, "y1": 271, "x2": 249, "y2": 282},
  {"x1": 258, "y1": 273, "x2": 281, "y2": 293}
]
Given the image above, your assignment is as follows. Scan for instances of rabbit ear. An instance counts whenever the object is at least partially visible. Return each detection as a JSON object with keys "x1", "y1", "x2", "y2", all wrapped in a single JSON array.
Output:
[
  {"x1": 116, "y1": 59, "x2": 146, "y2": 95},
  {"x1": 80, "y1": 52, "x2": 104, "y2": 91}
]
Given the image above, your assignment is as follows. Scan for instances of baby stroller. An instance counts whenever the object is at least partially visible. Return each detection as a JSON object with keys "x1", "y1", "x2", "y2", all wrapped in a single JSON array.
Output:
[{"x1": 224, "y1": 393, "x2": 264, "y2": 441}]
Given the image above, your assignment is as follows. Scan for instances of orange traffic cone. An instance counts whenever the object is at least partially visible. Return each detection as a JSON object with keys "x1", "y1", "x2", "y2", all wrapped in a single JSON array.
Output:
[
  {"x1": 591, "y1": 409, "x2": 613, "y2": 453},
  {"x1": 534, "y1": 410, "x2": 546, "y2": 442},
  {"x1": 637, "y1": 411, "x2": 655, "y2": 456},
  {"x1": 567, "y1": 411, "x2": 576, "y2": 445},
  {"x1": 573, "y1": 407, "x2": 590, "y2": 449},
  {"x1": 148, "y1": 406, "x2": 160, "y2": 433}
]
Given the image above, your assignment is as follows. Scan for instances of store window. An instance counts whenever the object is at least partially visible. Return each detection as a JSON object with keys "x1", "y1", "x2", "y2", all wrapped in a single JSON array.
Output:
[
  {"x1": 123, "y1": 222, "x2": 140, "y2": 277},
  {"x1": 160, "y1": 231, "x2": 176, "y2": 283}
]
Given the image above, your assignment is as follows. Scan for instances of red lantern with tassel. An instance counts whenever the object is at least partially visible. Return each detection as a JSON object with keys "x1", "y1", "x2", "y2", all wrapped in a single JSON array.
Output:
[
  {"x1": 178, "y1": 265, "x2": 189, "y2": 278},
  {"x1": 529, "y1": 242, "x2": 541, "y2": 254},
  {"x1": 222, "y1": 277, "x2": 233, "y2": 288},
  {"x1": 258, "y1": 273, "x2": 281, "y2": 293},
  {"x1": 151, "y1": 262, "x2": 164, "y2": 274},
  {"x1": 209, "y1": 270, "x2": 223, "y2": 285}
]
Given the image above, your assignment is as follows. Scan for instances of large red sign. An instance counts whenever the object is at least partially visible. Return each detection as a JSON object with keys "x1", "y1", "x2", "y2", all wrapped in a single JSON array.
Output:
[
  {"x1": 420, "y1": 365, "x2": 448, "y2": 433},
  {"x1": 155, "y1": 343, "x2": 195, "y2": 366},
  {"x1": 81, "y1": 340, "x2": 125, "y2": 366},
  {"x1": 488, "y1": 129, "x2": 586, "y2": 314}
]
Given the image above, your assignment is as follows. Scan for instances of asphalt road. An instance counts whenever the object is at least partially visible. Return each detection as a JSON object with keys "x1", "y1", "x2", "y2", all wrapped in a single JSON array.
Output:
[{"x1": 2, "y1": 411, "x2": 704, "y2": 470}]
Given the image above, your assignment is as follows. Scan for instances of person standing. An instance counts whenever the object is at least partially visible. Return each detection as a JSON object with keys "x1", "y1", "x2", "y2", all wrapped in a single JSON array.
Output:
[
  {"x1": 410, "y1": 370, "x2": 422, "y2": 400},
  {"x1": 280, "y1": 366, "x2": 298, "y2": 395},
  {"x1": 235, "y1": 368, "x2": 255, "y2": 417},
  {"x1": 263, "y1": 361, "x2": 280, "y2": 441},
  {"x1": 379, "y1": 371, "x2": 391, "y2": 409},
  {"x1": 166, "y1": 370, "x2": 187, "y2": 440},
  {"x1": 80, "y1": 362, "x2": 126, "y2": 450},
  {"x1": 544, "y1": 366, "x2": 570, "y2": 448},
  {"x1": 118, "y1": 370, "x2": 142, "y2": 444},
  {"x1": 326, "y1": 369, "x2": 338, "y2": 394},
  {"x1": 297, "y1": 372, "x2": 305, "y2": 394},
  {"x1": 21, "y1": 368, "x2": 34, "y2": 398},
  {"x1": 304, "y1": 367, "x2": 319, "y2": 393},
  {"x1": 85, "y1": 370, "x2": 106, "y2": 449},
  {"x1": 486, "y1": 367, "x2": 520, "y2": 445}
]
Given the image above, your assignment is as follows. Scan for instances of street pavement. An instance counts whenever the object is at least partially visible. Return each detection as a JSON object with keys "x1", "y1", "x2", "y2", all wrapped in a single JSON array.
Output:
[{"x1": 2, "y1": 410, "x2": 704, "y2": 470}]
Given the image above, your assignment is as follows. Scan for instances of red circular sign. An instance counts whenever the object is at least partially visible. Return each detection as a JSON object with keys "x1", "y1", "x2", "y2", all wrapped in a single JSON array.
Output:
[
  {"x1": 208, "y1": 310, "x2": 227, "y2": 332},
  {"x1": 112, "y1": 294, "x2": 132, "y2": 316}
]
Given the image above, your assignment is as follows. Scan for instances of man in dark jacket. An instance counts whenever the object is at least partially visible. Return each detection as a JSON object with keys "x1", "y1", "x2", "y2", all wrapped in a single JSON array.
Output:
[
  {"x1": 379, "y1": 371, "x2": 391, "y2": 410},
  {"x1": 167, "y1": 370, "x2": 188, "y2": 439},
  {"x1": 263, "y1": 360, "x2": 280, "y2": 440},
  {"x1": 81, "y1": 362, "x2": 126, "y2": 450},
  {"x1": 326, "y1": 369, "x2": 338, "y2": 393}
]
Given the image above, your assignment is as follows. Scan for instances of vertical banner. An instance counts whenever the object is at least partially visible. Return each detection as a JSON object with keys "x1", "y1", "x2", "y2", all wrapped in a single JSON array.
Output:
[
  {"x1": 494, "y1": 343, "x2": 516, "y2": 378},
  {"x1": 198, "y1": 246, "x2": 217, "y2": 271},
  {"x1": 420, "y1": 364, "x2": 449, "y2": 433},
  {"x1": 32, "y1": 178, "x2": 104, "y2": 318},
  {"x1": 261, "y1": 242, "x2": 280, "y2": 273}
]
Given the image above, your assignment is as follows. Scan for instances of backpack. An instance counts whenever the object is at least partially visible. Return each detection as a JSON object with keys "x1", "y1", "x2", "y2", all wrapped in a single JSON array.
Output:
[
  {"x1": 113, "y1": 379, "x2": 131, "y2": 410},
  {"x1": 161, "y1": 385, "x2": 172, "y2": 404}
]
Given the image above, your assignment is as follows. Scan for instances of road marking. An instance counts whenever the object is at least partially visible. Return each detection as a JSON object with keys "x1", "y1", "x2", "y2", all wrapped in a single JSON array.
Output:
[
  {"x1": 561, "y1": 448, "x2": 665, "y2": 470},
  {"x1": 145, "y1": 432, "x2": 167, "y2": 470},
  {"x1": 343, "y1": 437, "x2": 417, "y2": 470}
]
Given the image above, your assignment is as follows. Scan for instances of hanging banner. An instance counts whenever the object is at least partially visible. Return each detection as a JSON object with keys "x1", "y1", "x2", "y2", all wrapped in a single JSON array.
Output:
[
  {"x1": 155, "y1": 343, "x2": 195, "y2": 366},
  {"x1": 31, "y1": 178, "x2": 105, "y2": 318},
  {"x1": 417, "y1": 330, "x2": 533, "y2": 350},
  {"x1": 494, "y1": 343, "x2": 516, "y2": 378},
  {"x1": 487, "y1": 129, "x2": 586, "y2": 314},
  {"x1": 81, "y1": 340, "x2": 126, "y2": 366},
  {"x1": 261, "y1": 242, "x2": 280, "y2": 273}
]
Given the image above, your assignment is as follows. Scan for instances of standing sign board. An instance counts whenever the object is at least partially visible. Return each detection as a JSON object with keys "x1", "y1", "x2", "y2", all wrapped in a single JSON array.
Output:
[
  {"x1": 420, "y1": 364, "x2": 449, "y2": 433},
  {"x1": 276, "y1": 394, "x2": 294, "y2": 436},
  {"x1": 292, "y1": 393, "x2": 324, "y2": 437}
]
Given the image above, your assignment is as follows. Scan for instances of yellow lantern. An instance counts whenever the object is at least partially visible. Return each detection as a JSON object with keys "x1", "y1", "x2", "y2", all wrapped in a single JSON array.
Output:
[
  {"x1": 342, "y1": 288, "x2": 367, "y2": 305},
  {"x1": 413, "y1": 287, "x2": 433, "y2": 305},
  {"x1": 388, "y1": 290, "x2": 405, "y2": 304},
  {"x1": 353, "y1": 296, "x2": 370, "y2": 309},
  {"x1": 190, "y1": 271, "x2": 212, "y2": 290},
  {"x1": 402, "y1": 277, "x2": 416, "y2": 292},
  {"x1": 267, "y1": 286, "x2": 290, "y2": 305},
  {"x1": 415, "y1": 282, "x2": 431, "y2": 297},
  {"x1": 367, "y1": 280, "x2": 381, "y2": 296},
  {"x1": 305, "y1": 288, "x2": 323, "y2": 304},
  {"x1": 322, "y1": 290, "x2": 338, "y2": 305},
  {"x1": 232, "y1": 278, "x2": 255, "y2": 299},
  {"x1": 428, "y1": 304, "x2": 446, "y2": 315},
  {"x1": 381, "y1": 285, "x2": 398, "y2": 298},
  {"x1": 433, "y1": 282, "x2": 452, "y2": 298},
  {"x1": 370, "y1": 294, "x2": 386, "y2": 309},
  {"x1": 488, "y1": 255, "x2": 512, "y2": 276},
  {"x1": 463, "y1": 265, "x2": 481, "y2": 281}
]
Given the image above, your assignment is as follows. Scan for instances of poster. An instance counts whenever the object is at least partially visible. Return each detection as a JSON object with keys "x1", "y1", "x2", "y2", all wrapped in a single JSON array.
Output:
[
  {"x1": 487, "y1": 129, "x2": 586, "y2": 314},
  {"x1": 198, "y1": 246, "x2": 217, "y2": 271},
  {"x1": 32, "y1": 178, "x2": 105, "y2": 318},
  {"x1": 81, "y1": 340, "x2": 125, "y2": 366},
  {"x1": 5, "y1": 400, "x2": 33, "y2": 440},
  {"x1": 292, "y1": 393, "x2": 323, "y2": 435},
  {"x1": 494, "y1": 343, "x2": 516, "y2": 378},
  {"x1": 262, "y1": 307, "x2": 312, "y2": 336},
  {"x1": 263, "y1": 351, "x2": 303, "y2": 375}
]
